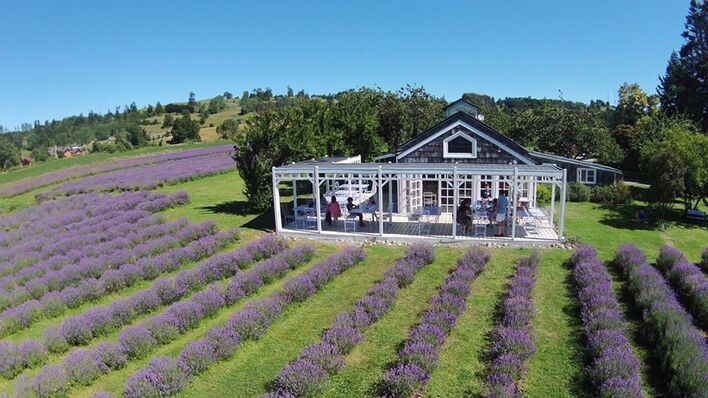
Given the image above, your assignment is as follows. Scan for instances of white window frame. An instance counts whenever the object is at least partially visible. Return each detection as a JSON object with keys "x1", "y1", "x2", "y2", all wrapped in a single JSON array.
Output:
[
  {"x1": 577, "y1": 168, "x2": 597, "y2": 185},
  {"x1": 443, "y1": 132, "x2": 477, "y2": 159}
]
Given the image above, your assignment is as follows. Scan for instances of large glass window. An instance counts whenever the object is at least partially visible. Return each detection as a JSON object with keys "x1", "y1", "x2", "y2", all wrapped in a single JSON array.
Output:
[{"x1": 577, "y1": 168, "x2": 596, "y2": 184}]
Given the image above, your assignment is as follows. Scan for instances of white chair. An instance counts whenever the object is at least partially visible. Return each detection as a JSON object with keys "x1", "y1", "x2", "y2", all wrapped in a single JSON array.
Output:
[
  {"x1": 474, "y1": 223, "x2": 487, "y2": 238},
  {"x1": 417, "y1": 209, "x2": 432, "y2": 235},
  {"x1": 341, "y1": 207, "x2": 357, "y2": 233}
]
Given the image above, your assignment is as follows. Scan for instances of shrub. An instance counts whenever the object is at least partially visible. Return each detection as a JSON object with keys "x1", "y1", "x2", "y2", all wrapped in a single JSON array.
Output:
[
  {"x1": 0, "y1": 340, "x2": 21, "y2": 379},
  {"x1": 109, "y1": 299, "x2": 135, "y2": 327},
  {"x1": 178, "y1": 339, "x2": 217, "y2": 376},
  {"x1": 61, "y1": 316, "x2": 93, "y2": 346},
  {"x1": 568, "y1": 182, "x2": 591, "y2": 202},
  {"x1": 227, "y1": 309, "x2": 269, "y2": 340},
  {"x1": 64, "y1": 349, "x2": 104, "y2": 386},
  {"x1": 19, "y1": 340, "x2": 48, "y2": 368},
  {"x1": 39, "y1": 292, "x2": 66, "y2": 318},
  {"x1": 299, "y1": 343, "x2": 344, "y2": 375},
  {"x1": 380, "y1": 363, "x2": 428, "y2": 398},
  {"x1": 274, "y1": 359, "x2": 327, "y2": 397},
  {"x1": 43, "y1": 327, "x2": 69, "y2": 354},
  {"x1": 124, "y1": 356, "x2": 186, "y2": 398},
  {"x1": 94, "y1": 342, "x2": 127, "y2": 370},
  {"x1": 191, "y1": 288, "x2": 225, "y2": 317},
  {"x1": 164, "y1": 301, "x2": 203, "y2": 332},
  {"x1": 142, "y1": 314, "x2": 180, "y2": 345},
  {"x1": 399, "y1": 341, "x2": 440, "y2": 373},
  {"x1": 32, "y1": 365, "x2": 69, "y2": 398},
  {"x1": 152, "y1": 278, "x2": 187, "y2": 305},
  {"x1": 129, "y1": 289, "x2": 161, "y2": 315},
  {"x1": 205, "y1": 326, "x2": 240, "y2": 360},
  {"x1": 118, "y1": 326, "x2": 156, "y2": 359},
  {"x1": 322, "y1": 326, "x2": 363, "y2": 355},
  {"x1": 283, "y1": 275, "x2": 316, "y2": 303},
  {"x1": 535, "y1": 184, "x2": 552, "y2": 205}
]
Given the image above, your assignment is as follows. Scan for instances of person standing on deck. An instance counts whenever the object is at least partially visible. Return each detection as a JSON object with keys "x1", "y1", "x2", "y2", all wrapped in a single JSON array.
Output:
[{"x1": 496, "y1": 193, "x2": 509, "y2": 237}]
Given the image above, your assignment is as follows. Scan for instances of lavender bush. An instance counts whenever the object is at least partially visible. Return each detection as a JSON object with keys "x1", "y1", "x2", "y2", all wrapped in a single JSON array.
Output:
[
  {"x1": 118, "y1": 326, "x2": 157, "y2": 359},
  {"x1": 570, "y1": 246, "x2": 642, "y2": 398},
  {"x1": 654, "y1": 245, "x2": 707, "y2": 329},
  {"x1": 381, "y1": 248, "x2": 489, "y2": 398},
  {"x1": 123, "y1": 247, "x2": 364, "y2": 398},
  {"x1": 32, "y1": 365, "x2": 69, "y2": 398},
  {"x1": 123, "y1": 356, "x2": 187, "y2": 398},
  {"x1": 614, "y1": 244, "x2": 708, "y2": 397},
  {"x1": 64, "y1": 349, "x2": 105, "y2": 386},
  {"x1": 482, "y1": 253, "x2": 540, "y2": 397},
  {"x1": 266, "y1": 244, "x2": 435, "y2": 398}
]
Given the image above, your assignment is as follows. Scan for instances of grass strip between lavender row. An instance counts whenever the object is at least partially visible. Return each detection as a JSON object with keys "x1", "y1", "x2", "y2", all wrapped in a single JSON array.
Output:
[
  {"x1": 480, "y1": 253, "x2": 539, "y2": 398},
  {"x1": 261, "y1": 244, "x2": 436, "y2": 398},
  {"x1": 115, "y1": 247, "x2": 367, "y2": 398},
  {"x1": 0, "y1": 234, "x2": 285, "y2": 383},
  {"x1": 655, "y1": 245, "x2": 707, "y2": 330},
  {"x1": 570, "y1": 246, "x2": 643, "y2": 397},
  {"x1": 6, "y1": 242, "x2": 317, "y2": 397},
  {"x1": 614, "y1": 244, "x2": 708, "y2": 397},
  {"x1": 377, "y1": 249, "x2": 488, "y2": 398}
]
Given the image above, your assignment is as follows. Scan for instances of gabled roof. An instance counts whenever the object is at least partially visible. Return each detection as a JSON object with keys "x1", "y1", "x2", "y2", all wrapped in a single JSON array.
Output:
[
  {"x1": 394, "y1": 111, "x2": 533, "y2": 165},
  {"x1": 528, "y1": 151, "x2": 622, "y2": 174}
]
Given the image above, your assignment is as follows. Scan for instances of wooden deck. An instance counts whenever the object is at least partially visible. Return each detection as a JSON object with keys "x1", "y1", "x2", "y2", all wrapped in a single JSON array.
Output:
[{"x1": 281, "y1": 212, "x2": 559, "y2": 245}]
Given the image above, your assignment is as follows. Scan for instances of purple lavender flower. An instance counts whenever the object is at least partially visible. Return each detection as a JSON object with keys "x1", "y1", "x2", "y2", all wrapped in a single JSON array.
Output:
[
  {"x1": 19, "y1": 340, "x2": 48, "y2": 368},
  {"x1": 399, "y1": 341, "x2": 440, "y2": 373},
  {"x1": 124, "y1": 356, "x2": 187, "y2": 398},
  {"x1": 322, "y1": 326, "x2": 363, "y2": 355},
  {"x1": 118, "y1": 325, "x2": 157, "y2": 359},
  {"x1": 0, "y1": 340, "x2": 21, "y2": 378},
  {"x1": 178, "y1": 339, "x2": 217, "y2": 376},
  {"x1": 205, "y1": 326, "x2": 240, "y2": 360},
  {"x1": 192, "y1": 287, "x2": 226, "y2": 317},
  {"x1": 64, "y1": 348, "x2": 105, "y2": 386},
  {"x1": 380, "y1": 363, "x2": 428, "y2": 398},
  {"x1": 274, "y1": 359, "x2": 327, "y2": 397},
  {"x1": 142, "y1": 314, "x2": 181, "y2": 345},
  {"x1": 164, "y1": 301, "x2": 203, "y2": 332},
  {"x1": 94, "y1": 341, "x2": 127, "y2": 370},
  {"x1": 43, "y1": 326, "x2": 69, "y2": 353},
  {"x1": 32, "y1": 365, "x2": 69, "y2": 398},
  {"x1": 299, "y1": 343, "x2": 344, "y2": 374},
  {"x1": 283, "y1": 275, "x2": 316, "y2": 303}
]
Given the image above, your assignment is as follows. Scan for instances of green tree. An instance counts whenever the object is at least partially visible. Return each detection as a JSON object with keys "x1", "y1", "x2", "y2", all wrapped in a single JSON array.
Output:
[
  {"x1": 31, "y1": 146, "x2": 49, "y2": 162},
  {"x1": 331, "y1": 89, "x2": 385, "y2": 161},
  {"x1": 170, "y1": 111, "x2": 201, "y2": 143},
  {"x1": 162, "y1": 114, "x2": 174, "y2": 128},
  {"x1": 208, "y1": 95, "x2": 226, "y2": 114},
  {"x1": 188, "y1": 91, "x2": 197, "y2": 106},
  {"x1": 0, "y1": 141, "x2": 21, "y2": 169},
  {"x1": 146, "y1": 104, "x2": 154, "y2": 116},
  {"x1": 614, "y1": 83, "x2": 658, "y2": 126},
  {"x1": 154, "y1": 102, "x2": 164, "y2": 115},
  {"x1": 642, "y1": 129, "x2": 708, "y2": 215},
  {"x1": 217, "y1": 119, "x2": 241, "y2": 140},
  {"x1": 126, "y1": 124, "x2": 149, "y2": 147},
  {"x1": 223, "y1": 91, "x2": 233, "y2": 100},
  {"x1": 658, "y1": 1, "x2": 708, "y2": 130}
]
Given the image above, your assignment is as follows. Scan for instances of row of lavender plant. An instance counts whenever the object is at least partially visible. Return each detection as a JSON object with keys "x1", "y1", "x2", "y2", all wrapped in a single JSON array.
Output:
[
  {"x1": 0, "y1": 211, "x2": 167, "y2": 280},
  {"x1": 614, "y1": 245, "x2": 708, "y2": 397},
  {"x1": 378, "y1": 249, "x2": 489, "y2": 398},
  {"x1": 36, "y1": 154, "x2": 235, "y2": 201},
  {"x1": 262, "y1": 244, "x2": 436, "y2": 398},
  {"x1": 570, "y1": 245, "x2": 643, "y2": 397},
  {"x1": 0, "y1": 217, "x2": 193, "y2": 297},
  {"x1": 0, "y1": 209, "x2": 164, "y2": 271},
  {"x1": 119, "y1": 247, "x2": 366, "y2": 398},
  {"x1": 0, "y1": 145, "x2": 233, "y2": 198},
  {"x1": 18, "y1": 241, "x2": 316, "y2": 397},
  {"x1": 481, "y1": 253, "x2": 540, "y2": 398},
  {"x1": 655, "y1": 245, "x2": 707, "y2": 330},
  {"x1": 0, "y1": 226, "x2": 238, "y2": 337},
  {"x1": 0, "y1": 235, "x2": 284, "y2": 382},
  {"x1": 0, "y1": 191, "x2": 188, "y2": 243}
]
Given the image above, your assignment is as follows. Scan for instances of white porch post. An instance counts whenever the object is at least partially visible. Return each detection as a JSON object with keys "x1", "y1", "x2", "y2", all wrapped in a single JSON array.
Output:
[
  {"x1": 550, "y1": 181, "x2": 556, "y2": 228},
  {"x1": 272, "y1": 167, "x2": 282, "y2": 233},
  {"x1": 378, "y1": 166, "x2": 384, "y2": 236},
  {"x1": 452, "y1": 166, "x2": 458, "y2": 239},
  {"x1": 388, "y1": 176, "x2": 393, "y2": 225},
  {"x1": 559, "y1": 169, "x2": 567, "y2": 240},
  {"x1": 292, "y1": 180, "x2": 298, "y2": 210},
  {"x1": 511, "y1": 167, "x2": 518, "y2": 240},
  {"x1": 314, "y1": 166, "x2": 322, "y2": 233}
]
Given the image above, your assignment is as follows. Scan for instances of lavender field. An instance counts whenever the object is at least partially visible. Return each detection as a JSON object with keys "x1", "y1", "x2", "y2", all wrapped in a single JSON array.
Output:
[{"x1": 0, "y1": 147, "x2": 706, "y2": 398}]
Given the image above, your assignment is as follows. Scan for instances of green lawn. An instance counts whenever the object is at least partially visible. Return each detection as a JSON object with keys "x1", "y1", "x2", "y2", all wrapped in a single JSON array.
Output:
[{"x1": 0, "y1": 170, "x2": 706, "y2": 397}]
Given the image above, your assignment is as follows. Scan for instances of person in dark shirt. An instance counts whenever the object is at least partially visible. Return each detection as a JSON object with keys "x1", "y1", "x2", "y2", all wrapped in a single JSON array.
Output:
[{"x1": 346, "y1": 197, "x2": 365, "y2": 227}]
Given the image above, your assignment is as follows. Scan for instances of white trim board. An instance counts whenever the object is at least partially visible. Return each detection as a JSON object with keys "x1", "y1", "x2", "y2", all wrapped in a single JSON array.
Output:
[
  {"x1": 396, "y1": 120, "x2": 534, "y2": 165},
  {"x1": 529, "y1": 151, "x2": 622, "y2": 174}
]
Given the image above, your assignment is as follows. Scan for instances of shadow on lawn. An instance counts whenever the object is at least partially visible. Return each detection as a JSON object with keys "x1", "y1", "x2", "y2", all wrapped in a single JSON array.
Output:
[
  {"x1": 198, "y1": 200, "x2": 275, "y2": 232},
  {"x1": 597, "y1": 203, "x2": 705, "y2": 231}
]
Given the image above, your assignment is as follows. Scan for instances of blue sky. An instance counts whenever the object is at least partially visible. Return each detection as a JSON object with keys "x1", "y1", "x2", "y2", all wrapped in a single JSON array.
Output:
[{"x1": 0, "y1": 0, "x2": 690, "y2": 129}]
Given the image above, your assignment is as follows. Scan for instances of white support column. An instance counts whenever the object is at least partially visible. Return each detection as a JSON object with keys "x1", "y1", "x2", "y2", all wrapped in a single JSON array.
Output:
[
  {"x1": 314, "y1": 166, "x2": 322, "y2": 233},
  {"x1": 452, "y1": 167, "x2": 458, "y2": 239},
  {"x1": 559, "y1": 169, "x2": 567, "y2": 240},
  {"x1": 511, "y1": 167, "x2": 519, "y2": 240},
  {"x1": 292, "y1": 180, "x2": 298, "y2": 210},
  {"x1": 550, "y1": 181, "x2": 556, "y2": 227},
  {"x1": 272, "y1": 167, "x2": 282, "y2": 233},
  {"x1": 378, "y1": 167, "x2": 384, "y2": 236},
  {"x1": 388, "y1": 176, "x2": 393, "y2": 225}
]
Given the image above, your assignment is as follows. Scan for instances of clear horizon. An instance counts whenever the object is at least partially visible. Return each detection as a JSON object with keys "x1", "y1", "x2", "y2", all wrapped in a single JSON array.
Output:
[{"x1": 0, "y1": 0, "x2": 689, "y2": 129}]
